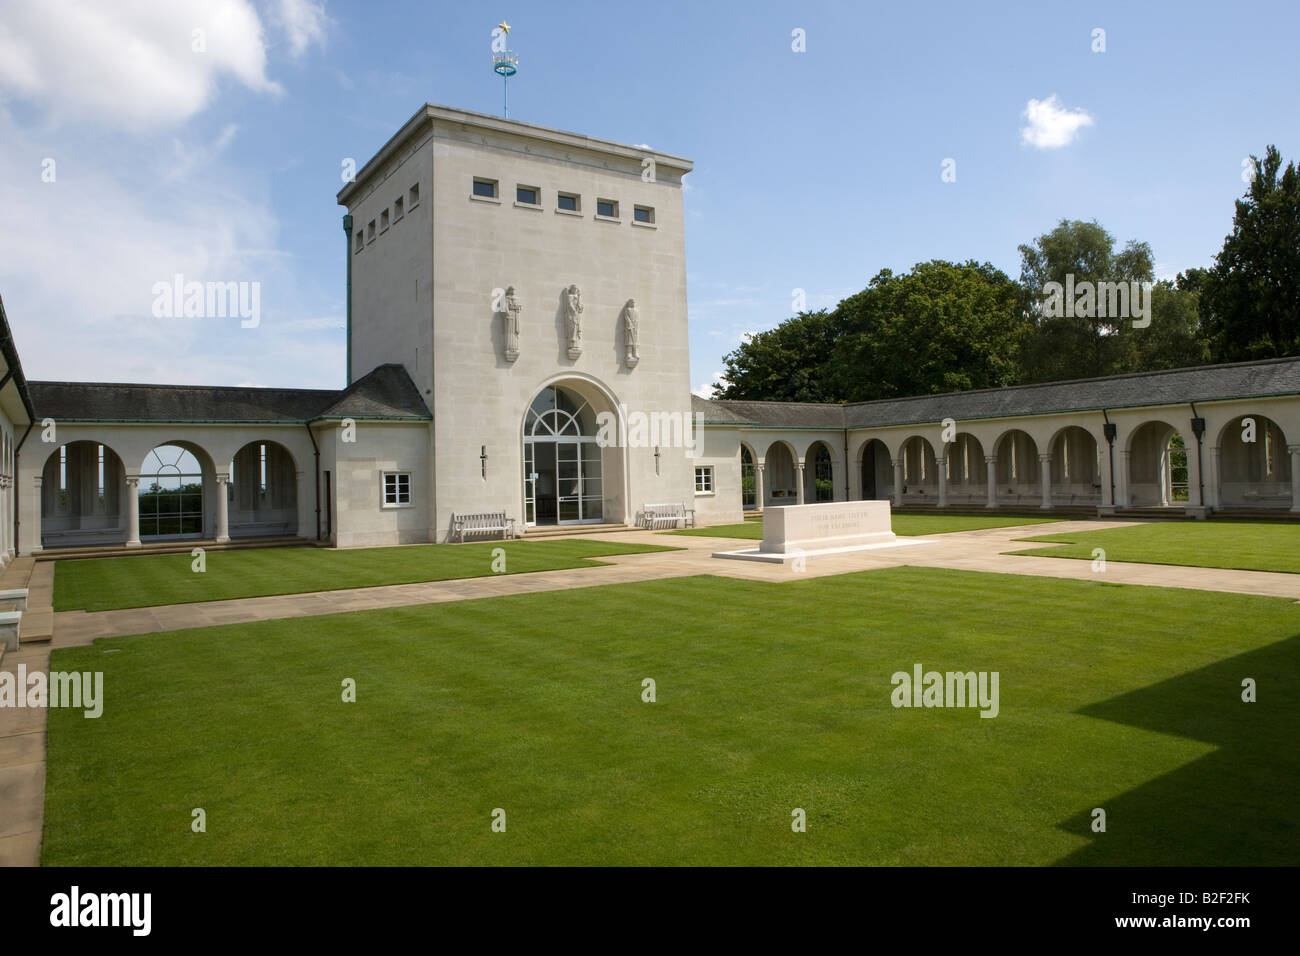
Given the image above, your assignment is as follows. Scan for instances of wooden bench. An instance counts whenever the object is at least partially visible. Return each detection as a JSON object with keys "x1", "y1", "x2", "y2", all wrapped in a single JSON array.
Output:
[
  {"x1": 451, "y1": 511, "x2": 517, "y2": 543},
  {"x1": 642, "y1": 502, "x2": 695, "y2": 530}
]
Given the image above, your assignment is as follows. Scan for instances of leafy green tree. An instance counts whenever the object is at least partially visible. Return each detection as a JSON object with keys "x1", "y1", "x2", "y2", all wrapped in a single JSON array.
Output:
[
  {"x1": 1121, "y1": 276, "x2": 1210, "y2": 372},
  {"x1": 1200, "y1": 146, "x2": 1300, "y2": 362},
  {"x1": 1018, "y1": 219, "x2": 1154, "y2": 381},
  {"x1": 714, "y1": 308, "x2": 849, "y2": 402},
  {"x1": 715, "y1": 261, "x2": 1027, "y2": 402},
  {"x1": 828, "y1": 260, "x2": 1028, "y2": 400}
]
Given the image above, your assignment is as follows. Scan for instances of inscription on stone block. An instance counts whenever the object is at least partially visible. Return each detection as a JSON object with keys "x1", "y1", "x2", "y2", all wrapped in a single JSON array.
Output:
[{"x1": 760, "y1": 500, "x2": 895, "y2": 555}]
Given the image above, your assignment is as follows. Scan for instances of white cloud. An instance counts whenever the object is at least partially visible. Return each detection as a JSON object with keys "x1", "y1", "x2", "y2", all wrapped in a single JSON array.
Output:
[
  {"x1": 1020, "y1": 95, "x2": 1094, "y2": 150},
  {"x1": 693, "y1": 371, "x2": 728, "y2": 398},
  {"x1": 0, "y1": 115, "x2": 342, "y2": 388},
  {"x1": 0, "y1": 0, "x2": 281, "y2": 130},
  {"x1": 275, "y1": 0, "x2": 329, "y2": 58}
]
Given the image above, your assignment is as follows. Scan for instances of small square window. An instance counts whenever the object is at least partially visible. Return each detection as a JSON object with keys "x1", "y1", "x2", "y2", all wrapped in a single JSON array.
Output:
[
  {"x1": 557, "y1": 193, "x2": 579, "y2": 212},
  {"x1": 366, "y1": 220, "x2": 376, "y2": 243},
  {"x1": 596, "y1": 199, "x2": 618, "y2": 218},
  {"x1": 354, "y1": 230, "x2": 363, "y2": 252},
  {"x1": 516, "y1": 185, "x2": 539, "y2": 205},
  {"x1": 393, "y1": 196, "x2": 404, "y2": 221},
  {"x1": 380, "y1": 208, "x2": 390, "y2": 232},
  {"x1": 408, "y1": 183, "x2": 420, "y2": 207},
  {"x1": 633, "y1": 205, "x2": 655, "y2": 224},
  {"x1": 472, "y1": 178, "x2": 497, "y2": 199},
  {"x1": 695, "y1": 466, "x2": 714, "y2": 494},
  {"x1": 383, "y1": 472, "x2": 412, "y2": 507}
]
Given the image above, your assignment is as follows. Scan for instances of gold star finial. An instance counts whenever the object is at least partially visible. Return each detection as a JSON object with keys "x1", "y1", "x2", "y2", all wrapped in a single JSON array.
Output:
[{"x1": 497, "y1": 21, "x2": 511, "y2": 35}]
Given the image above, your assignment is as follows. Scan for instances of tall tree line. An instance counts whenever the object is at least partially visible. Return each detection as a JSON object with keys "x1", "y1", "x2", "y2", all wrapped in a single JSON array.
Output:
[{"x1": 715, "y1": 145, "x2": 1297, "y2": 402}]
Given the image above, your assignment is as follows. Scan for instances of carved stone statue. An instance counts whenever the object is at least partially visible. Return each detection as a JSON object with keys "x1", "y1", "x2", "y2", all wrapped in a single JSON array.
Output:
[
  {"x1": 623, "y1": 298, "x2": 639, "y2": 368},
  {"x1": 501, "y1": 286, "x2": 521, "y2": 362},
  {"x1": 564, "y1": 284, "x2": 583, "y2": 359}
]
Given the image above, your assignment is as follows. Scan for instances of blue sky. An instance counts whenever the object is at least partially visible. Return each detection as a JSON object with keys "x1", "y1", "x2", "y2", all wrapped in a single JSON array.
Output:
[{"x1": 0, "y1": 0, "x2": 1295, "y2": 395}]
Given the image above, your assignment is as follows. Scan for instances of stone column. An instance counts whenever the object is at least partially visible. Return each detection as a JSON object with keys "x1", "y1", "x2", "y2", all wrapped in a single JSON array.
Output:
[
  {"x1": 1289, "y1": 445, "x2": 1300, "y2": 513},
  {"x1": 1208, "y1": 446, "x2": 1221, "y2": 509},
  {"x1": 1038, "y1": 453, "x2": 1053, "y2": 510},
  {"x1": 795, "y1": 461, "x2": 806, "y2": 505},
  {"x1": 892, "y1": 458, "x2": 904, "y2": 508},
  {"x1": 936, "y1": 456, "x2": 948, "y2": 508},
  {"x1": 1116, "y1": 451, "x2": 1130, "y2": 509},
  {"x1": 295, "y1": 469, "x2": 306, "y2": 537},
  {"x1": 30, "y1": 475, "x2": 42, "y2": 554},
  {"x1": 215, "y1": 473, "x2": 231, "y2": 543},
  {"x1": 985, "y1": 455, "x2": 998, "y2": 508},
  {"x1": 755, "y1": 462, "x2": 765, "y2": 511},
  {"x1": 125, "y1": 475, "x2": 141, "y2": 547}
]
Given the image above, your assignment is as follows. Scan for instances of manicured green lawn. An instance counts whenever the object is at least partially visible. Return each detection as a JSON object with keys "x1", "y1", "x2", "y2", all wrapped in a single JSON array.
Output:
[
  {"x1": 43, "y1": 567, "x2": 1299, "y2": 866},
  {"x1": 53, "y1": 539, "x2": 678, "y2": 613},
  {"x1": 1010, "y1": 521, "x2": 1300, "y2": 574},
  {"x1": 672, "y1": 513, "x2": 1065, "y2": 540}
]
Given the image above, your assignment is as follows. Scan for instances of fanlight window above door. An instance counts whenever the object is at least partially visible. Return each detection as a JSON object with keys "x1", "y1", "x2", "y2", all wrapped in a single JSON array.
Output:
[{"x1": 525, "y1": 386, "x2": 597, "y2": 437}]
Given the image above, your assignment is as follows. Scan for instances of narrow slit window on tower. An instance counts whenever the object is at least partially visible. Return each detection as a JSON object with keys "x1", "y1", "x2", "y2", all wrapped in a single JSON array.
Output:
[
  {"x1": 380, "y1": 208, "x2": 390, "y2": 232},
  {"x1": 408, "y1": 183, "x2": 420, "y2": 207},
  {"x1": 393, "y1": 196, "x2": 404, "y2": 221}
]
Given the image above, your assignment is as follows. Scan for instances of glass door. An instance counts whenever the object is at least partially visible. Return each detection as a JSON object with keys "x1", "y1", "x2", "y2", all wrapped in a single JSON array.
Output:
[{"x1": 557, "y1": 441, "x2": 581, "y2": 523}]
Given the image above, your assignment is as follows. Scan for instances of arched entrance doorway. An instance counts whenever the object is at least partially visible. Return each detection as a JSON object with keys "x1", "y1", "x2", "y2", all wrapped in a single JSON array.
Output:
[{"x1": 523, "y1": 385, "x2": 605, "y2": 526}]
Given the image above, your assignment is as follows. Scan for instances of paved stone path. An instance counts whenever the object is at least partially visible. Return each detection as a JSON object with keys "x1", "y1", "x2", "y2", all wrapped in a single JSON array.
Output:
[
  {"x1": 47, "y1": 520, "x2": 1300, "y2": 649},
  {"x1": 6, "y1": 518, "x2": 1300, "y2": 866}
]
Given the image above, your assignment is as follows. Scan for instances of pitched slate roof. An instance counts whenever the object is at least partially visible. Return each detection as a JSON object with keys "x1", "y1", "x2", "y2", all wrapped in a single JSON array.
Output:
[
  {"x1": 697, "y1": 357, "x2": 1300, "y2": 431},
  {"x1": 29, "y1": 363, "x2": 430, "y2": 424},
  {"x1": 691, "y1": 394, "x2": 755, "y2": 425},
  {"x1": 709, "y1": 398, "x2": 848, "y2": 429}
]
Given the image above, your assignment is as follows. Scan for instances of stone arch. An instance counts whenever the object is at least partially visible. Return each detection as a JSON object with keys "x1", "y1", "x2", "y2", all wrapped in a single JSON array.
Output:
[
  {"x1": 138, "y1": 440, "x2": 219, "y2": 539},
  {"x1": 857, "y1": 438, "x2": 892, "y2": 500},
  {"x1": 1216, "y1": 413, "x2": 1292, "y2": 509},
  {"x1": 1048, "y1": 425, "x2": 1101, "y2": 505},
  {"x1": 228, "y1": 440, "x2": 300, "y2": 536},
  {"x1": 992, "y1": 429, "x2": 1040, "y2": 503},
  {"x1": 40, "y1": 440, "x2": 129, "y2": 548},
  {"x1": 522, "y1": 376, "x2": 625, "y2": 527},
  {"x1": 944, "y1": 432, "x2": 986, "y2": 502},
  {"x1": 762, "y1": 439, "x2": 798, "y2": 506},
  {"x1": 899, "y1": 435, "x2": 938, "y2": 502},
  {"x1": 1126, "y1": 420, "x2": 1187, "y2": 508},
  {"x1": 804, "y1": 439, "x2": 837, "y2": 502}
]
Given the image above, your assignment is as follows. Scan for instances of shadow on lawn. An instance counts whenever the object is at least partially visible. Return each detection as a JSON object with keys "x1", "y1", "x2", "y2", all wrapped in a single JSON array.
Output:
[{"x1": 1054, "y1": 633, "x2": 1300, "y2": 866}]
